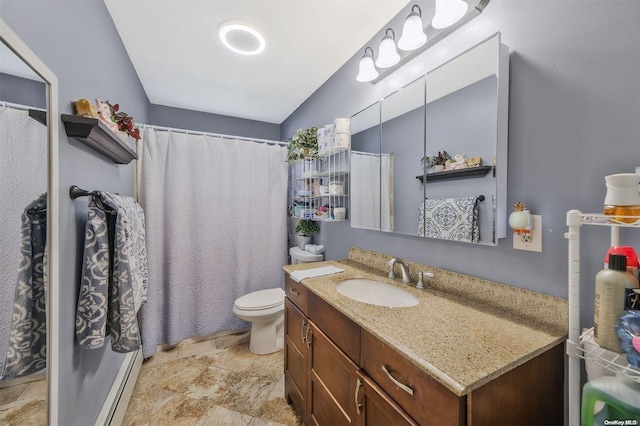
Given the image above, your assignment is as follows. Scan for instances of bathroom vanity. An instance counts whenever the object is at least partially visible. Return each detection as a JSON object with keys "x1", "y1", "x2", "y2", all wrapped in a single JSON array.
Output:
[{"x1": 283, "y1": 248, "x2": 567, "y2": 425}]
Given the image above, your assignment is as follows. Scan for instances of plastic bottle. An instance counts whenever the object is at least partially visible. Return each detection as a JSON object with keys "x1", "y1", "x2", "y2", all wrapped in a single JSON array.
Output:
[
  {"x1": 594, "y1": 254, "x2": 640, "y2": 352},
  {"x1": 604, "y1": 246, "x2": 639, "y2": 281}
]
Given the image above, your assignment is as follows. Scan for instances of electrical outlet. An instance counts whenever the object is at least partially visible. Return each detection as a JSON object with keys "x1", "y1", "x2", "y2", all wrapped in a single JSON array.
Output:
[{"x1": 513, "y1": 215, "x2": 542, "y2": 252}]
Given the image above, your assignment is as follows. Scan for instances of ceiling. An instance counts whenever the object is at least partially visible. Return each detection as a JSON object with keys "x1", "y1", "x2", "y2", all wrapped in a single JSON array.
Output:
[{"x1": 104, "y1": 0, "x2": 411, "y2": 125}]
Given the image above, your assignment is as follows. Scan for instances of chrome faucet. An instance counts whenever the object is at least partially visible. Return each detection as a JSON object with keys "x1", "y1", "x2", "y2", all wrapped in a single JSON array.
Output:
[{"x1": 388, "y1": 258, "x2": 411, "y2": 284}]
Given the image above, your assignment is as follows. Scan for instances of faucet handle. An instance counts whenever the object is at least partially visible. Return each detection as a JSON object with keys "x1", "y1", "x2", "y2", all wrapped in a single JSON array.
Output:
[{"x1": 416, "y1": 271, "x2": 435, "y2": 290}]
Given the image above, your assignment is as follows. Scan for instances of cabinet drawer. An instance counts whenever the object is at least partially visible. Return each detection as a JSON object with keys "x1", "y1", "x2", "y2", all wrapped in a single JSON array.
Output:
[
  {"x1": 309, "y1": 292, "x2": 360, "y2": 364},
  {"x1": 285, "y1": 274, "x2": 309, "y2": 314},
  {"x1": 361, "y1": 329, "x2": 464, "y2": 426}
]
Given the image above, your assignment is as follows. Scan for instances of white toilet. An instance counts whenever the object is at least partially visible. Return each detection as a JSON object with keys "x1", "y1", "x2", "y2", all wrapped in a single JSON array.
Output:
[
  {"x1": 233, "y1": 287, "x2": 285, "y2": 355},
  {"x1": 233, "y1": 248, "x2": 324, "y2": 355},
  {"x1": 289, "y1": 246, "x2": 324, "y2": 264}
]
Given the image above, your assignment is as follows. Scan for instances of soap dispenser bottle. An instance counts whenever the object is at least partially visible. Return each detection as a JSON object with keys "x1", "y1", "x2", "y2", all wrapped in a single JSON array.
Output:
[{"x1": 594, "y1": 254, "x2": 640, "y2": 352}]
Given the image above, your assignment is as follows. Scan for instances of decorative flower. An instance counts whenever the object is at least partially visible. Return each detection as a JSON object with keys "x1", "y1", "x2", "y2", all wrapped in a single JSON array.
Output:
[{"x1": 106, "y1": 101, "x2": 141, "y2": 140}]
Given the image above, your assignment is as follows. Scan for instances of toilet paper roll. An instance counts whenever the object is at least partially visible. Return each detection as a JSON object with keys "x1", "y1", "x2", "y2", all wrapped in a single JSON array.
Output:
[
  {"x1": 334, "y1": 133, "x2": 351, "y2": 149},
  {"x1": 323, "y1": 124, "x2": 336, "y2": 138},
  {"x1": 334, "y1": 118, "x2": 350, "y2": 134}
]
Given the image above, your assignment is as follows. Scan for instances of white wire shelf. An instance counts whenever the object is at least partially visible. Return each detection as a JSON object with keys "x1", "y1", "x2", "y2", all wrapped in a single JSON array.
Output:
[
  {"x1": 317, "y1": 146, "x2": 349, "y2": 157},
  {"x1": 577, "y1": 328, "x2": 640, "y2": 384},
  {"x1": 295, "y1": 170, "x2": 349, "y2": 180},
  {"x1": 571, "y1": 212, "x2": 640, "y2": 228}
]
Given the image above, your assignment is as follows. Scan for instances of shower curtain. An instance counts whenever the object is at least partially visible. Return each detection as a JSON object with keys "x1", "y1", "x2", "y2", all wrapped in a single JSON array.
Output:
[
  {"x1": 0, "y1": 107, "x2": 47, "y2": 376},
  {"x1": 138, "y1": 129, "x2": 288, "y2": 359},
  {"x1": 350, "y1": 151, "x2": 393, "y2": 231}
]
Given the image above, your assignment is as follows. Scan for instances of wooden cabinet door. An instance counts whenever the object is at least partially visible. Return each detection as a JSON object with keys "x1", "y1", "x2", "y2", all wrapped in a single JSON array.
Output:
[
  {"x1": 361, "y1": 329, "x2": 465, "y2": 426},
  {"x1": 308, "y1": 322, "x2": 360, "y2": 426},
  {"x1": 284, "y1": 297, "x2": 310, "y2": 420},
  {"x1": 354, "y1": 371, "x2": 418, "y2": 426}
]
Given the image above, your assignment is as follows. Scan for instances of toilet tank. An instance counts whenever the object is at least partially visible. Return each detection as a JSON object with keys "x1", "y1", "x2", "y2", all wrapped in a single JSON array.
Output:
[{"x1": 289, "y1": 247, "x2": 324, "y2": 264}]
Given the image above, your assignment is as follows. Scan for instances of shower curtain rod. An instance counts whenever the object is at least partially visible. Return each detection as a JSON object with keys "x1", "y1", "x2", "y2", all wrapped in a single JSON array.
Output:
[
  {"x1": 352, "y1": 150, "x2": 391, "y2": 157},
  {"x1": 0, "y1": 100, "x2": 46, "y2": 112},
  {"x1": 138, "y1": 123, "x2": 289, "y2": 147}
]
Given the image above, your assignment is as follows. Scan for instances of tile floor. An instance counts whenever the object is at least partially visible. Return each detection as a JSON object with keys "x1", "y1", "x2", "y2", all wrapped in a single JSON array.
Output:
[
  {"x1": 123, "y1": 334, "x2": 301, "y2": 426},
  {"x1": 0, "y1": 375, "x2": 47, "y2": 425}
]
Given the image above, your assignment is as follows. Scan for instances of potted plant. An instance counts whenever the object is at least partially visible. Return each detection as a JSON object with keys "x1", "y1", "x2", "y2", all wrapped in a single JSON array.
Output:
[
  {"x1": 294, "y1": 219, "x2": 320, "y2": 249},
  {"x1": 421, "y1": 150, "x2": 451, "y2": 173},
  {"x1": 288, "y1": 127, "x2": 318, "y2": 163}
]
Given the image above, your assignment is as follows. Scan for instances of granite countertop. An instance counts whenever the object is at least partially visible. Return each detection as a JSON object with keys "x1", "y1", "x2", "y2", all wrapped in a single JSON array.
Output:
[{"x1": 283, "y1": 251, "x2": 568, "y2": 396}]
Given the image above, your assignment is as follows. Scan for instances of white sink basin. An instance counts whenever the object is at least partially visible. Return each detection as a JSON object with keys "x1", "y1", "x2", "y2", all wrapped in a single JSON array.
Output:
[{"x1": 336, "y1": 279, "x2": 419, "y2": 308}]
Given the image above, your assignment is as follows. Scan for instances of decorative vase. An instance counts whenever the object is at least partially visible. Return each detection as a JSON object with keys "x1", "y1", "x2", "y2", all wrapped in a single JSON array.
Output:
[
  {"x1": 297, "y1": 235, "x2": 311, "y2": 249},
  {"x1": 433, "y1": 165, "x2": 445, "y2": 173}
]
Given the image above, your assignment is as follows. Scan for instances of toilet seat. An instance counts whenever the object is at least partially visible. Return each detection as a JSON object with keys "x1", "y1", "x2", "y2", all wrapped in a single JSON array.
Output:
[{"x1": 234, "y1": 288, "x2": 284, "y2": 311}]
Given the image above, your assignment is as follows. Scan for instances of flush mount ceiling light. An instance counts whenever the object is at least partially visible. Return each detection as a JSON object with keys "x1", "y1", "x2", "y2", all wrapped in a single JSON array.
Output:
[
  {"x1": 219, "y1": 21, "x2": 265, "y2": 55},
  {"x1": 375, "y1": 28, "x2": 401, "y2": 68},
  {"x1": 431, "y1": 0, "x2": 469, "y2": 29},
  {"x1": 356, "y1": 47, "x2": 379, "y2": 82},
  {"x1": 398, "y1": 5, "x2": 427, "y2": 51}
]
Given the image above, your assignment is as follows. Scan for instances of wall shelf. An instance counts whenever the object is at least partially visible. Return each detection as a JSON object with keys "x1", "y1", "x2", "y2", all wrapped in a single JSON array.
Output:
[
  {"x1": 61, "y1": 114, "x2": 137, "y2": 164},
  {"x1": 415, "y1": 165, "x2": 493, "y2": 183}
]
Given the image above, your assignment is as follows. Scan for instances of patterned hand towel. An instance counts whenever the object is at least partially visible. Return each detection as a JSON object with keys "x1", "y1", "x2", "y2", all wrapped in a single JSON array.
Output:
[
  {"x1": 75, "y1": 192, "x2": 148, "y2": 353},
  {"x1": 418, "y1": 197, "x2": 480, "y2": 243},
  {"x1": 2, "y1": 194, "x2": 47, "y2": 379}
]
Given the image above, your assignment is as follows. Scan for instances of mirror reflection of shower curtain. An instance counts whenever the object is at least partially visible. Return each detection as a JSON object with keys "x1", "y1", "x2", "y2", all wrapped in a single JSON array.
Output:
[
  {"x1": 350, "y1": 151, "x2": 393, "y2": 231},
  {"x1": 137, "y1": 129, "x2": 288, "y2": 359},
  {"x1": 0, "y1": 106, "x2": 47, "y2": 377}
]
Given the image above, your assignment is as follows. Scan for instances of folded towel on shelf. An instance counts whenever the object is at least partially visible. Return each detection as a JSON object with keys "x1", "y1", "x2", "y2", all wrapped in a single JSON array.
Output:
[
  {"x1": 304, "y1": 244, "x2": 325, "y2": 254},
  {"x1": 290, "y1": 266, "x2": 344, "y2": 282},
  {"x1": 418, "y1": 196, "x2": 480, "y2": 243}
]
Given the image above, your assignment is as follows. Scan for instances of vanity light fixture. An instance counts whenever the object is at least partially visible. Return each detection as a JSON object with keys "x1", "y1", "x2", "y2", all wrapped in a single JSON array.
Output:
[
  {"x1": 375, "y1": 28, "x2": 401, "y2": 68},
  {"x1": 356, "y1": 47, "x2": 379, "y2": 82},
  {"x1": 398, "y1": 5, "x2": 427, "y2": 51},
  {"x1": 432, "y1": 0, "x2": 469, "y2": 29},
  {"x1": 219, "y1": 21, "x2": 266, "y2": 56},
  {"x1": 356, "y1": 0, "x2": 490, "y2": 84}
]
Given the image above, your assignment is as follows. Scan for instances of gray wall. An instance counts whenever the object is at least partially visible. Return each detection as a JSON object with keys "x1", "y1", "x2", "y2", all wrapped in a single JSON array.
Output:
[
  {"x1": 150, "y1": 104, "x2": 281, "y2": 141},
  {"x1": 282, "y1": 0, "x2": 640, "y2": 329},
  {"x1": 1, "y1": 0, "x2": 148, "y2": 424},
  {"x1": 0, "y1": 73, "x2": 46, "y2": 108}
]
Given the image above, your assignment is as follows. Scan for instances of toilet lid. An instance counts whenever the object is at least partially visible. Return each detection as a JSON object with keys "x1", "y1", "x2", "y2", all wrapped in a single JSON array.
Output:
[{"x1": 235, "y1": 288, "x2": 285, "y2": 311}]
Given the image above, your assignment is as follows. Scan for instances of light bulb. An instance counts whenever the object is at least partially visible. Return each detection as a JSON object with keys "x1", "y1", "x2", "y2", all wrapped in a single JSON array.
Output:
[
  {"x1": 431, "y1": 0, "x2": 469, "y2": 29},
  {"x1": 375, "y1": 29, "x2": 400, "y2": 69},
  {"x1": 398, "y1": 6, "x2": 427, "y2": 51},
  {"x1": 356, "y1": 48, "x2": 378, "y2": 82}
]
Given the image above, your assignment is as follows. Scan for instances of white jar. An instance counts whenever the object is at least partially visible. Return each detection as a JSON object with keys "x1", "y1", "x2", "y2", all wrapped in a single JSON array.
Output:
[
  {"x1": 329, "y1": 181, "x2": 344, "y2": 195},
  {"x1": 334, "y1": 207, "x2": 346, "y2": 221}
]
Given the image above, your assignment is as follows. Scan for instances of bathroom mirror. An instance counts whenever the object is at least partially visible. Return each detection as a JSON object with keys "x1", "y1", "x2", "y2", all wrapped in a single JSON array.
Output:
[
  {"x1": 350, "y1": 101, "x2": 387, "y2": 231},
  {"x1": 380, "y1": 75, "x2": 425, "y2": 235},
  {"x1": 0, "y1": 18, "x2": 59, "y2": 424},
  {"x1": 350, "y1": 33, "x2": 508, "y2": 245}
]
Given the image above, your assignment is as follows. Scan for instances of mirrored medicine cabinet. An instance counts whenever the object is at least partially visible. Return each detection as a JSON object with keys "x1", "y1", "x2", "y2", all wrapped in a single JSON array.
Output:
[{"x1": 350, "y1": 32, "x2": 509, "y2": 246}]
